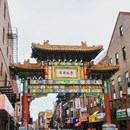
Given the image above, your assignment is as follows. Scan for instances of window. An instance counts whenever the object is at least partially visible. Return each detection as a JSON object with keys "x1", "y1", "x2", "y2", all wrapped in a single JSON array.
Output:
[
  {"x1": 111, "y1": 80, "x2": 115, "y2": 93},
  {"x1": 3, "y1": 28, "x2": 5, "y2": 44},
  {"x1": 122, "y1": 47, "x2": 126, "y2": 60},
  {"x1": 119, "y1": 25, "x2": 124, "y2": 36},
  {"x1": 115, "y1": 53, "x2": 119, "y2": 64},
  {"x1": 109, "y1": 58, "x2": 113, "y2": 64},
  {"x1": 6, "y1": 47, "x2": 8, "y2": 57},
  {"x1": 125, "y1": 72, "x2": 130, "y2": 87},
  {"x1": 8, "y1": 23, "x2": 10, "y2": 33},
  {"x1": 0, "y1": 62, "x2": 3, "y2": 76},
  {"x1": 4, "y1": 3, "x2": 6, "y2": 19},
  {"x1": 4, "y1": 72, "x2": 7, "y2": 87},
  {"x1": 118, "y1": 76, "x2": 122, "y2": 91},
  {"x1": 10, "y1": 55, "x2": 12, "y2": 63}
]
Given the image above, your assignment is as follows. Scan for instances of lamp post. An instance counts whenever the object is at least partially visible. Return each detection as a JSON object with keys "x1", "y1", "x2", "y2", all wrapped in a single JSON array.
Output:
[{"x1": 122, "y1": 91, "x2": 128, "y2": 130}]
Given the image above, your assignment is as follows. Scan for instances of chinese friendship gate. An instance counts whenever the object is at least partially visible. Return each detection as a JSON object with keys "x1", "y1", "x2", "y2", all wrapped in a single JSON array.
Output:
[{"x1": 10, "y1": 40, "x2": 119, "y2": 126}]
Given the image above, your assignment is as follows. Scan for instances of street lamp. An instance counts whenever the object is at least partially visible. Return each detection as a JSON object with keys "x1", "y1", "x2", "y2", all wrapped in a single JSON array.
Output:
[{"x1": 122, "y1": 91, "x2": 128, "y2": 130}]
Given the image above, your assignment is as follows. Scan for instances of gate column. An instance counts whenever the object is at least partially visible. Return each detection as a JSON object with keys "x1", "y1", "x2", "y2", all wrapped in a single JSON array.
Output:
[
  {"x1": 104, "y1": 80, "x2": 111, "y2": 123},
  {"x1": 22, "y1": 80, "x2": 29, "y2": 126}
]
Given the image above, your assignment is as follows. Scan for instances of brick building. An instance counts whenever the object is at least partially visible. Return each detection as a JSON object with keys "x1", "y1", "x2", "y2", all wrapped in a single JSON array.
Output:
[
  {"x1": 106, "y1": 12, "x2": 130, "y2": 129},
  {"x1": 0, "y1": 0, "x2": 19, "y2": 129}
]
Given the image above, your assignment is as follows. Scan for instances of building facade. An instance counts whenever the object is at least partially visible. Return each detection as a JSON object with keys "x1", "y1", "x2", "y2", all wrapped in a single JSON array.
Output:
[
  {"x1": 106, "y1": 12, "x2": 130, "y2": 129},
  {"x1": 0, "y1": 0, "x2": 19, "y2": 129},
  {"x1": 38, "y1": 110, "x2": 53, "y2": 129},
  {"x1": 0, "y1": 0, "x2": 12, "y2": 84}
]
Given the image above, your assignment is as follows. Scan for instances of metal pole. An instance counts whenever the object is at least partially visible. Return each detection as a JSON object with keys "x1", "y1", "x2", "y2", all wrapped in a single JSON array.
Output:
[{"x1": 69, "y1": 102, "x2": 71, "y2": 129}]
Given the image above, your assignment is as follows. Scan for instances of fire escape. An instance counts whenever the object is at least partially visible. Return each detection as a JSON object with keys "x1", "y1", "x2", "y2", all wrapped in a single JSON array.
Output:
[
  {"x1": 8, "y1": 27, "x2": 18, "y2": 63},
  {"x1": 0, "y1": 27, "x2": 20, "y2": 104}
]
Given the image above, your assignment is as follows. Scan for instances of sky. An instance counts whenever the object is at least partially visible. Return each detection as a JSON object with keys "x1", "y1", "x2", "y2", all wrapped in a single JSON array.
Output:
[{"x1": 7, "y1": 0, "x2": 130, "y2": 121}]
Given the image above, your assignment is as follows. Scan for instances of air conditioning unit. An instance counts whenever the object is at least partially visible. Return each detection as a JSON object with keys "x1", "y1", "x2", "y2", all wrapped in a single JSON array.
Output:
[
  {"x1": 120, "y1": 90, "x2": 122, "y2": 97},
  {"x1": 94, "y1": 101, "x2": 97, "y2": 106},
  {"x1": 66, "y1": 110, "x2": 69, "y2": 115},
  {"x1": 90, "y1": 103, "x2": 93, "y2": 107},
  {"x1": 96, "y1": 98, "x2": 100, "y2": 105},
  {"x1": 128, "y1": 87, "x2": 130, "y2": 95},
  {"x1": 113, "y1": 93, "x2": 116, "y2": 99}
]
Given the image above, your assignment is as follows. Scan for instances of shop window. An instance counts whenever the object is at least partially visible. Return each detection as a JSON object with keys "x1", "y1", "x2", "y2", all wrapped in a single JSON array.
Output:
[
  {"x1": 0, "y1": 62, "x2": 3, "y2": 76},
  {"x1": 118, "y1": 76, "x2": 122, "y2": 91},
  {"x1": 119, "y1": 25, "x2": 124, "y2": 36},
  {"x1": 115, "y1": 53, "x2": 119, "y2": 64},
  {"x1": 109, "y1": 58, "x2": 113, "y2": 64},
  {"x1": 122, "y1": 47, "x2": 126, "y2": 60},
  {"x1": 111, "y1": 80, "x2": 115, "y2": 93},
  {"x1": 125, "y1": 72, "x2": 130, "y2": 87}
]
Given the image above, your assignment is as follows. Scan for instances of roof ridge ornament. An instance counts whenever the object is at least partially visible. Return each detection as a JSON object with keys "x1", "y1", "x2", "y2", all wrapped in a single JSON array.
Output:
[
  {"x1": 24, "y1": 59, "x2": 30, "y2": 65},
  {"x1": 43, "y1": 40, "x2": 49, "y2": 46},
  {"x1": 81, "y1": 41, "x2": 87, "y2": 48}
]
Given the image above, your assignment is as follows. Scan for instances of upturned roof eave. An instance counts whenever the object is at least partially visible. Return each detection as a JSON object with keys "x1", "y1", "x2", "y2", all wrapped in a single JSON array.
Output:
[
  {"x1": 31, "y1": 40, "x2": 103, "y2": 52},
  {"x1": 32, "y1": 44, "x2": 103, "y2": 52},
  {"x1": 10, "y1": 65, "x2": 44, "y2": 71},
  {"x1": 89, "y1": 66, "x2": 119, "y2": 73},
  {"x1": 10, "y1": 60, "x2": 45, "y2": 71}
]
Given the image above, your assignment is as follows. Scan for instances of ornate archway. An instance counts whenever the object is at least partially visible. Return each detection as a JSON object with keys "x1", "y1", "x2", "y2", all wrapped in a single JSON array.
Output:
[{"x1": 10, "y1": 40, "x2": 119, "y2": 126}]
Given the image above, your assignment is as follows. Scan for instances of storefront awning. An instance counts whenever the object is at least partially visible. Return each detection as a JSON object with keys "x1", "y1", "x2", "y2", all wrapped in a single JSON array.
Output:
[
  {"x1": 89, "y1": 112, "x2": 105, "y2": 123},
  {"x1": 75, "y1": 122, "x2": 82, "y2": 127},
  {"x1": 0, "y1": 94, "x2": 14, "y2": 117},
  {"x1": 71, "y1": 117, "x2": 78, "y2": 123},
  {"x1": 67, "y1": 119, "x2": 71, "y2": 124},
  {"x1": 79, "y1": 116, "x2": 88, "y2": 122}
]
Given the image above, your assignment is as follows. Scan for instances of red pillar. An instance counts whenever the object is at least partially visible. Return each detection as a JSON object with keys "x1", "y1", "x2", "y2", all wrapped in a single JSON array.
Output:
[
  {"x1": 104, "y1": 80, "x2": 111, "y2": 123},
  {"x1": 22, "y1": 93, "x2": 29, "y2": 126},
  {"x1": 22, "y1": 80, "x2": 29, "y2": 126},
  {"x1": 45, "y1": 60, "x2": 48, "y2": 79},
  {"x1": 84, "y1": 64, "x2": 88, "y2": 79}
]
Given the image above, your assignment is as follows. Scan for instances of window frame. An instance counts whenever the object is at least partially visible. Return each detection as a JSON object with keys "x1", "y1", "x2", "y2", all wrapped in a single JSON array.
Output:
[
  {"x1": 3, "y1": 28, "x2": 5, "y2": 44},
  {"x1": 111, "y1": 80, "x2": 115, "y2": 93},
  {"x1": 125, "y1": 72, "x2": 130, "y2": 88},
  {"x1": 109, "y1": 58, "x2": 113, "y2": 64},
  {"x1": 119, "y1": 25, "x2": 124, "y2": 36},
  {"x1": 4, "y1": 3, "x2": 6, "y2": 19},
  {"x1": 6, "y1": 46, "x2": 8, "y2": 57},
  {"x1": 118, "y1": 76, "x2": 122, "y2": 91},
  {"x1": 0, "y1": 62, "x2": 3, "y2": 76},
  {"x1": 122, "y1": 47, "x2": 126, "y2": 60},
  {"x1": 115, "y1": 53, "x2": 119, "y2": 64}
]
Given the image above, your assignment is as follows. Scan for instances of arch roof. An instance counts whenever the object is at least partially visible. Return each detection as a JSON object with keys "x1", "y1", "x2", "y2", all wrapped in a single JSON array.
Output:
[
  {"x1": 10, "y1": 59, "x2": 44, "y2": 71},
  {"x1": 31, "y1": 40, "x2": 103, "y2": 52},
  {"x1": 89, "y1": 58, "x2": 119, "y2": 73}
]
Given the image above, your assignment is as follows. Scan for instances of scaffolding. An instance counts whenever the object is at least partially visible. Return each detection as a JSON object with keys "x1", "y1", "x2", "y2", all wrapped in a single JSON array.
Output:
[{"x1": 8, "y1": 27, "x2": 18, "y2": 63}]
